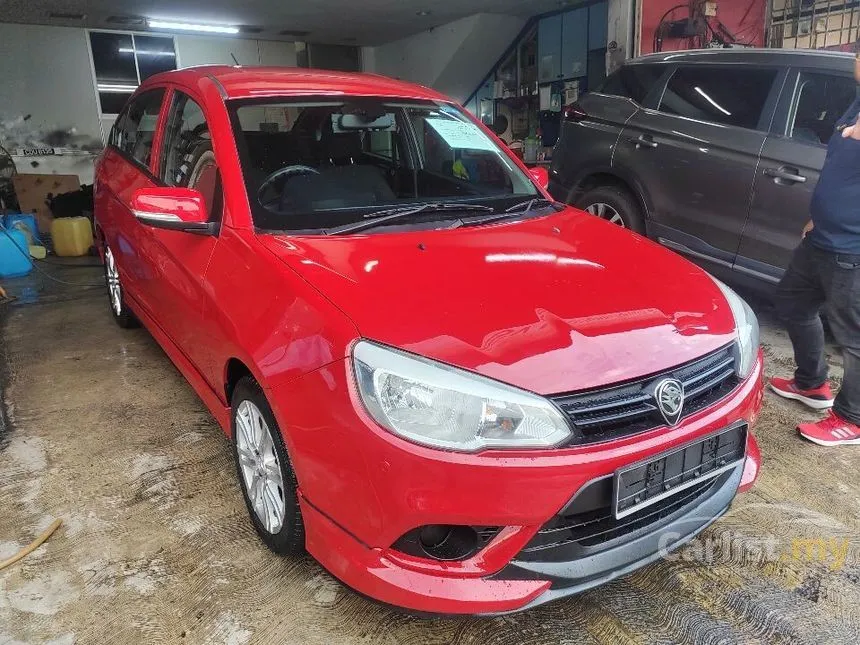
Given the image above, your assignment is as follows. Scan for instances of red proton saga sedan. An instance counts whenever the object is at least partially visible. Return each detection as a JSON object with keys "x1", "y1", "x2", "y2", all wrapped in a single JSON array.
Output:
[{"x1": 94, "y1": 66, "x2": 763, "y2": 614}]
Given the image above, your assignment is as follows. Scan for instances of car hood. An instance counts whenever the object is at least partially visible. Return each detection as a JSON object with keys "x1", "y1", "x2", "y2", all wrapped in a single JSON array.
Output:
[{"x1": 261, "y1": 209, "x2": 737, "y2": 394}]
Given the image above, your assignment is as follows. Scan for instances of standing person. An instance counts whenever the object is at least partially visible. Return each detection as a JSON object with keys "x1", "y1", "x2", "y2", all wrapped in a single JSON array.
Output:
[{"x1": 769, "y1": 52, "x2": 860, "y2": 446}]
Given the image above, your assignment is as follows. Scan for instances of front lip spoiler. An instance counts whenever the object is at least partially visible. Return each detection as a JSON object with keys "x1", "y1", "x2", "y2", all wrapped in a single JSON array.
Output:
[{"x1": 481, "y1": 463, "x2": 743, "y2": 615}]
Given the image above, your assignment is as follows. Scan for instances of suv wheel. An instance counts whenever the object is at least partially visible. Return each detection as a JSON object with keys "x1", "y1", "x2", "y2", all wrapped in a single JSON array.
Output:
[
  {"x1": 577, "y1": 186, "x2": 644, "y2": 234},
  {"x1": 232, "y1": 376, "x2": 305, "y2": 555}
]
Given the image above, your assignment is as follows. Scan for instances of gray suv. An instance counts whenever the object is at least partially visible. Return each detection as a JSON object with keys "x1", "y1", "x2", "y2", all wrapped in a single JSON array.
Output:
[{"x1": 549, "y1": 48, "x2": 858, "y2": 292}]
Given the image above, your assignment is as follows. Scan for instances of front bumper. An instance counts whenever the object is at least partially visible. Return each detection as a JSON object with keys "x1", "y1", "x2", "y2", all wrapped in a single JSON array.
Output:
[
  {"x1": 272, "y1": 353, "x2": 764, "y2": 614},
  {"x1": 490, "y1": 464, "x2": 743, "y2": 613}
]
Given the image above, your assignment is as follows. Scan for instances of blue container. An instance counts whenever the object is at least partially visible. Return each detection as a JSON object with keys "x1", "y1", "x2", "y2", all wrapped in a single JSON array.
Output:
[
  {"x1": 4, "y1": 213, "x2": 41, "y2": 245},
  {"x1": 0, "y1": 228, "x2": 34, "y2": 277}
]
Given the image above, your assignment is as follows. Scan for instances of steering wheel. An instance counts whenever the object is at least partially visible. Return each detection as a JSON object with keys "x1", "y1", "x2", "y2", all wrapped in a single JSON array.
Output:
[{"x1": 257, "y1": 165, "x2": 320, "y2": 208}]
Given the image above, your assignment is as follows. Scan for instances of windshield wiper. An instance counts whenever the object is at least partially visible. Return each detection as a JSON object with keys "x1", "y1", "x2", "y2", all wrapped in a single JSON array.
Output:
[
  {"x1": 453, "y1": 198, "x2": 564, "y2": 228},
  {"x1": 325, "y1": 202, "x2": 493, "y2": 235},
  {"x1": 505, "y1": 197, "x2": 563, "y2": 213}
]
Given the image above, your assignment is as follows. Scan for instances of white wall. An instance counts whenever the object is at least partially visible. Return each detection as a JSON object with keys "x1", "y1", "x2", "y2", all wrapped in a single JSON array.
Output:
[
  {"x1": 0, "y1": 23, "x2": 101, "y2": 152},
  {"x1": 360, "y1": 46, "x2": 376, "y2": 74},
  {"x1": 0, "y1": 22, "x2": 296, "y2": 184},
  {"x1": 364, "y1": 13, "x2": 527, "y2": 103},
  {"x1": 258, "y1": 40, "x2": 298, "y2": 67},
  {"x1": 176, "y1": 35, "x2": 297, "y2": 67},
  {"x1": 607, "y1": 0, "x2": 635, "y2": 73}
]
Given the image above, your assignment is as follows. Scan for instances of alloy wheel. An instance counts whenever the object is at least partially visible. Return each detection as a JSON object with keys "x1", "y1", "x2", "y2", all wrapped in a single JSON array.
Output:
[
  {"x1": 105, "y1": 246, "x2": 122, "y2": 316},
  {"x1": 585, "y1": 202, "x2": 625, "y2": 227},
  {"x1": 235, "y1": 399, "x2": 286, "y2": 534}
]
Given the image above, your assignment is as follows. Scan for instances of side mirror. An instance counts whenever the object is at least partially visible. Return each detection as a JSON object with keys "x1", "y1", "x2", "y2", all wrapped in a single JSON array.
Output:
[
  {"x1": 131, "y1": 187, "x2": 215, "y2": 235},
  {"x1": 529, "y1": 166, "x2": 550, "y2": 191}
]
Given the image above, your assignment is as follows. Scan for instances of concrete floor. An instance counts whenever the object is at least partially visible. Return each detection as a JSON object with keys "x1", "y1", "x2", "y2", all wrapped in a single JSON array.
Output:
[{"x1": 1, "y1": 264, "x2": 859, "y2": 645}]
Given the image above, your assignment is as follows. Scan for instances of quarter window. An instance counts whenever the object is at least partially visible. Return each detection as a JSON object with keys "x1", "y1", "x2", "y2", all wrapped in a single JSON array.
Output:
[
  {"x1": 109, "y1": 88, "x2": 165, "y2": 168},
  {"x1": 658, "y1": 66, "x2": 777, "y2": 130},
  {"x1": 789, "y1": 72, "x2": 857, "y2": 145},
  {"x1": 598, "y1": 64, "x2": 664, "y2": 105}
]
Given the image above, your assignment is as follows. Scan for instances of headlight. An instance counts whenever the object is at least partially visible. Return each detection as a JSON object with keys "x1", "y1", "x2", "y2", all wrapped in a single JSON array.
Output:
[
  {"x1": 352, "y1": 341, "x2": 572, "y2": 452},
  {"x1": 711, "y1": 277, "x2": 760, "y2": 379}
]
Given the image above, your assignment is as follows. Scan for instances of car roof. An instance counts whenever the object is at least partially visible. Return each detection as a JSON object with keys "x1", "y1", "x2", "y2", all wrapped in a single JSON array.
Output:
[
  {"x1": 141, "y1": 65, "x2": 450, "y2": 102},
  {"x1": 628, "y1": 47, "x2": 855, "y2": 69}
]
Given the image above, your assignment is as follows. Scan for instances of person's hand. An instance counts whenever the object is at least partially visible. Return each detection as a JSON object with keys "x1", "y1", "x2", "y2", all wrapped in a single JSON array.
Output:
[
  {"x1": 802, "y1": 220, "x2": 814, "y2": 239},
  {"x1": 842, "y1": 116, "x2": 860, "y2": 139}
]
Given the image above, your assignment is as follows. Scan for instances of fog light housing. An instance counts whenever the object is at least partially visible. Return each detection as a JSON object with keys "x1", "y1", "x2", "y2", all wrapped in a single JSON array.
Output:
[
  {"x1": 419, "y1": 525, "x2": 477, "y2": 561},
  {"x1": 392, "y1": 525, "x2": 502, "y2": 561}
]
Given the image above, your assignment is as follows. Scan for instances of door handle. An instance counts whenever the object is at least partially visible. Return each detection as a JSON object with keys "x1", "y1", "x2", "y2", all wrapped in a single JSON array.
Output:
[
  {"x1": 628, "y1": 135, "x2": 658, "y2": 149},
  {"x1": 764, "y1": 167, "x2": 807, "y2": 183}
]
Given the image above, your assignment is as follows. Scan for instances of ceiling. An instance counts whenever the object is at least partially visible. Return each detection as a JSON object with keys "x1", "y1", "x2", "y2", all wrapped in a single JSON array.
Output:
[{"x1": 0, "y1": 0, "x2": 571, "y2": 46}]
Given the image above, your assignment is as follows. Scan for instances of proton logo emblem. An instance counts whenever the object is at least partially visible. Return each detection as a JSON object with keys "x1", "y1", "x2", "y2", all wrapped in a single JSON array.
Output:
[{"x1": 654, "y1": 378, "x2": 684, "y2": 426}]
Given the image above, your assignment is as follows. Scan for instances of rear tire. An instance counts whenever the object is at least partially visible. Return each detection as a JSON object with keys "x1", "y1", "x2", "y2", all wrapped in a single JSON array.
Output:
[
  {"x1": 103, "y1": 244, "x2": 138, "y2": 328},
  {"x1": 576, "y1": 185, "x2": 645, "y2": 234},
  {"x1": 232, "y1": 376, "x2": 305, "y2": 555}
]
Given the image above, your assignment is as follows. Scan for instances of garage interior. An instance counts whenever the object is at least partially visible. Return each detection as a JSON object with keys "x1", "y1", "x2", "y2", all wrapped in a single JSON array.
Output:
[{"x1": 1, "y1": 0, "x2": 859, "y2": 643}]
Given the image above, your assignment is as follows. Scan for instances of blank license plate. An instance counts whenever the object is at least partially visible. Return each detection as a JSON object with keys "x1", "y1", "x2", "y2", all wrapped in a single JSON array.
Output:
[{"x1": 613, "y1": 422, "x2": 747, "y2": 519}]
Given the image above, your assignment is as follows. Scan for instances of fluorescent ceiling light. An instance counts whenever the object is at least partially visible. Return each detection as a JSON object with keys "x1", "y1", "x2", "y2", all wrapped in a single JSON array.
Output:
[
  {"x1": 694, "y1": 86, "x2": 731, "y2": 116},
  {"x1": 118, "y1": 47, "x2": 176, "y2": 56},
  {"x1": 148, "y1": 19, "x2": 239, "y2": 34},
  {"x1": 97, "y1": 83, "x2": 138, "y2": 93}
]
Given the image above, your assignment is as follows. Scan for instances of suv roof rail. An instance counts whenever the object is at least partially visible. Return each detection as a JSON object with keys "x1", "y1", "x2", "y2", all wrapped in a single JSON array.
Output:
[{"x1": 629, "y1": 47, "x2": 854, "y2": 65}]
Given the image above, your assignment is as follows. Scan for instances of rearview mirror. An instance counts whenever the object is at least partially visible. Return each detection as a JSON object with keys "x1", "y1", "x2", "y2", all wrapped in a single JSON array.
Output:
[
  {"x1": 335, "y1": 113, "x2": 395, "y2": 131},
  {"x1": 131, "y1": 187, "x2": 215, "y2": 235},
  {"x1": 529, "y1": 166, "x2": 549, "y2": 191}
]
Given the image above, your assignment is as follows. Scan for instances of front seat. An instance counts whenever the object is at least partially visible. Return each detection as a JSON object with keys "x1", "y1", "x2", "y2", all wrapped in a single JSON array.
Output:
[{"x1": 279, "y1": 165, "x2": 396, "y2": 213}]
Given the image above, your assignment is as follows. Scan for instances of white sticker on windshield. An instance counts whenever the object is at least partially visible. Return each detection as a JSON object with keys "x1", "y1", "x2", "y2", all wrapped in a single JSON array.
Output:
[{"x1": 425, "y1": 118, "x2": 496, "y2": 151}]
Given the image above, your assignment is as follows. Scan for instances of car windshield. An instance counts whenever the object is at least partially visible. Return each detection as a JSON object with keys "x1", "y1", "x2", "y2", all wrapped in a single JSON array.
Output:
[{"x1": 229, "y1": 97, "x2": 540, "y2": 232}]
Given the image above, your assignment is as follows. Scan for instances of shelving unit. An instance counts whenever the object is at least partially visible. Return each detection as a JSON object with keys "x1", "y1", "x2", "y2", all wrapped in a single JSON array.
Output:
[{"x1": 466, "y1": 1, "x2": 609, "y2": 160}]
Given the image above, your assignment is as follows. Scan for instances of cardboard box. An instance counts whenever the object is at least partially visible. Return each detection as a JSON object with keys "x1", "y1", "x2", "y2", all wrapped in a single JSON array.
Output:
[{"x1": 11, "y1": 174, "x2": 80, "y2": 234}]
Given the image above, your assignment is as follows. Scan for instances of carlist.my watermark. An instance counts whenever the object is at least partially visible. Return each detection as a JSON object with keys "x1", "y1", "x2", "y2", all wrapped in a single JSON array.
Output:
[{"x1": 657, "y1": 528, "x2": 850, "y2": 572}]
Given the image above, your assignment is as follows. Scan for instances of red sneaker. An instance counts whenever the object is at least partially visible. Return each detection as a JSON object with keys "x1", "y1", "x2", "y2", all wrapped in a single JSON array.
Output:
[
  {"x1": 769, "y1": 377, "x2": 834, "y2": 410},
  {"x1": 798, "y1": 411, "x2": 860, "y2": 446}
]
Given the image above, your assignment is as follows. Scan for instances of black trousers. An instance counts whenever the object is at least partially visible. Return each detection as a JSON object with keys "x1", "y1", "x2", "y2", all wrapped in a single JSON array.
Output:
[{"x1": 774, "y1": 238, "x2": 860, "y2": 424}]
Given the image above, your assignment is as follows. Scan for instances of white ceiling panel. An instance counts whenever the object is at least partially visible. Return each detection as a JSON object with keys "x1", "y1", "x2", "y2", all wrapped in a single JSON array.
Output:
[{"x1": 1, "y1": 0, "x2": 572, "y2": 45}]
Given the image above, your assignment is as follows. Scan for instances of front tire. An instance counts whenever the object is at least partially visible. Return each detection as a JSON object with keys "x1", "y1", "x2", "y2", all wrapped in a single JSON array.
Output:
[
  {"x1": 577, "y1": 185, "x2": 645, "y2": 233},
  {"x1": 103, "y1": 244, "x2": 138, "y2": 328},
  {"x1": 232, "y1": 377, "x2": 305, "y2": 555}
]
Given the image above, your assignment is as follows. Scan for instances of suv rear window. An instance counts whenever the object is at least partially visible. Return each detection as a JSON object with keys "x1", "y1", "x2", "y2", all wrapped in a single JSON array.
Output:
[
  {"x1": 599, "y1": 64, "x2": 664, "y2": 104},
  {"x1": 658, "y1": 66, "x2": 777, "y2": 130}
]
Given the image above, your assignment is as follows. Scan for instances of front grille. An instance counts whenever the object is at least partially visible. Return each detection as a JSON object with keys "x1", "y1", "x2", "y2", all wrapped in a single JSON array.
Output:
[
  {"x1": 552, "y1": 344, "x2": 739, "y2": 445},
  {"x1": 519, "y1": 473, "x2": 725, "y2": 558}
]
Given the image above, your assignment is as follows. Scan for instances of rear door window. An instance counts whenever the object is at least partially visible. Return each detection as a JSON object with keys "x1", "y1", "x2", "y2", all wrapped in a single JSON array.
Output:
[
  {"x1": 658, "y1": 66, "x2": 778, "y2": 130},
  {"x1": 788, "y1": 71, "x2": 857, "y2": 145},
  {"x1": 109, "y1": 88, "x2": 165, "y2": 168},
  {"x1": 598, "y1": 64, "x2": 664, "y2": 105}
]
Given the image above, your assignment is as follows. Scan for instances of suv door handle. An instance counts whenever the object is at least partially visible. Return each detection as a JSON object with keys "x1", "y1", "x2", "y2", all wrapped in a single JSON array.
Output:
[
  {"x1": 764, "y1": 167, "x2": 807, "y2": 184},
  {"x1": 628, "y1": 135, "x2": 658, "y2": 149}
]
